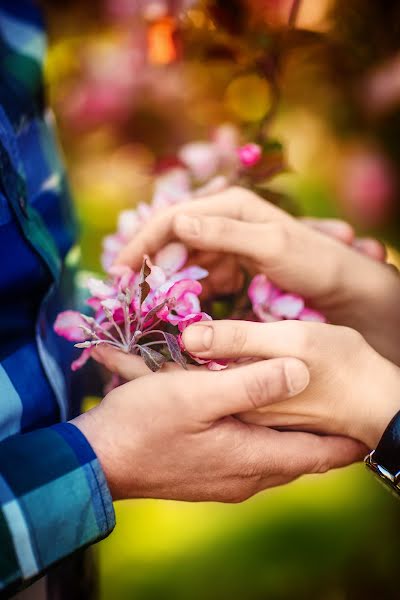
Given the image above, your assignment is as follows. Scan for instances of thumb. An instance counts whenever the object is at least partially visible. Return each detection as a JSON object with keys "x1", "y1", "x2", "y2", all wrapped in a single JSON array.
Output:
[{"x1": 199, "y1": 358, "x2": 310, "y2": 420}]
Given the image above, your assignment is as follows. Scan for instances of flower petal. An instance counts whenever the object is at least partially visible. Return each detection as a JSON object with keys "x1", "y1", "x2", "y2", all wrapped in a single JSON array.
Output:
[
  {"x1": 270, "y1": 294, "x2": 305, "y2": 319},
  {"x1": 87, "y1": 277, "x2": 115, "y2": 299},
  {"x1": 54, "y1": 311, "x2": 89, "y2": 342},
  {"x1": 101, "y1": 298, "x2": 122, "y2": 313},
  {"x1": 167, "y1": 279, "x2": 202, "y2": 301},
  {"x1": 248, "y1": 274, "x2": 276, "y2": 307},
  {"x1": 71, "y1": 347, "x2": 92, "y2": 371},
  {"x1": 207, "y1": 360, "x2": 228, "y2": 371},
  {"x1": 155, "y1": 242, "x2": 188, "y2": 275},
  {"x1": 146, "y1": 265, "x2": 167, "y2": 289},
  {"x1": 178, "y1": 312, "x2": 212, "y2": 332},
  {"x1": 298, "y1": 308, "x2": 327, "y2": 323},
  {"x1": 170, "y1": 266, "x2": 208, "y2": 282},
  {"x1": 178, "y1": 142, "x2": 219, "y2": 181}
]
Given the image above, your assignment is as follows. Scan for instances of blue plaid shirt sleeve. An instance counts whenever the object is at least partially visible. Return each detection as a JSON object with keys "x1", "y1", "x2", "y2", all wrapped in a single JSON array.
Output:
[{"x1": 0, "y1": 423, "x2": 115, "y2": 594}]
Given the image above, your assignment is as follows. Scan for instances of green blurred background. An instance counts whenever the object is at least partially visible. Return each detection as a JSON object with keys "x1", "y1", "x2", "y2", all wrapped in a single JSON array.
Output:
[{"x1": 42, "y1": 1, "x2": 400, "y2": 598}]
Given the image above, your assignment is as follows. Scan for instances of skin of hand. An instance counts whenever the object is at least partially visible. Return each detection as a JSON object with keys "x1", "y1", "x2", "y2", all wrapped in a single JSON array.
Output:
[
  {"x1": 71, "y1": 357, "x2": 365, "y2": 502},
  {"x1": 115, "y1": 187, "x2": 400, "y2": 366},
  {"x1": 178, "y1": 319, "x2": 400, "y2": 450}
]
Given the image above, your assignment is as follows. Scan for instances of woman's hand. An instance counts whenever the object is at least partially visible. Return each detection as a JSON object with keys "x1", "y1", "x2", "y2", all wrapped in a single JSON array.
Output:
[
  {"x1": 179, "y1": 319, "x2": 400, "y2": 449},
  {"x1": 115, "y1": 187, "x2": 400, "y2": 365}
]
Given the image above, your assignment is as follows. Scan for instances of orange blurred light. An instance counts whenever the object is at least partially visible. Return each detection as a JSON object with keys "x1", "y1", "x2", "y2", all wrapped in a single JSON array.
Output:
[{"x1": 148, "y1": 18, "x2": 177, "y2": 65}]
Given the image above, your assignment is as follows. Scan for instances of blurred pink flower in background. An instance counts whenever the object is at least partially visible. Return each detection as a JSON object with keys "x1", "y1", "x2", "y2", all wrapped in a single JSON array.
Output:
[
  {"x1": 104, "y1": 0, "x2": 196, "y2": 21},
  {"x1": 339, "y1": 149, "x2": 396, "y2": 227},
  {"x1": 238, "y1": 143, "x2": 262, "y2": 167},
  {"x1": 364, "y1": 54, "x2": 400, "y2": 115}
]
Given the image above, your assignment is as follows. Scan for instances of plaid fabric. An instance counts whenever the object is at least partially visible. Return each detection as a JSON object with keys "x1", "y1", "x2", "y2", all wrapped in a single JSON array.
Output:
[{"x1": 0, "y1": 1, "x2": 115, "y2": 596}]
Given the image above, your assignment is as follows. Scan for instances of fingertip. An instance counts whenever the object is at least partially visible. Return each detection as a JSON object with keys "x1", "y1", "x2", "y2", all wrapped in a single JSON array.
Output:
[
  {"x1": 352, "y1": 238, "x2": 386, "y2": 262},
  {"x1": 182, "y1": 323, "x2": 214, "y2": 354},
  {"x1": 303, "y1": 218, "x2": 355, "y2": 244}
]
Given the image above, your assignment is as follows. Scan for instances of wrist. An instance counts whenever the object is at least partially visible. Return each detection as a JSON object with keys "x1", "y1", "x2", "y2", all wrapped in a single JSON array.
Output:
[
  {"x1": 71, "y1": 408, "x2": 121, "y2": 501},
  {"x1": 351, "y1": 356, "x2": 400, "y2": 449}
]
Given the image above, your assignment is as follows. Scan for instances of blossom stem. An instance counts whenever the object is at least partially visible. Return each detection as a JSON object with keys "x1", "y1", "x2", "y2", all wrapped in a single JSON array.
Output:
[
  {"x1": 92, "y1": 321, "x2": 121, "y2": 345},
  {"x1": 108, "y1": 315, "x2": 127, "y2": 348},
  {"x1": 123, "y1": 302, "x2": 132, "y2": 347},
  {"x1": 142, "y1": 341, "x2": 168, "y2": 348}
]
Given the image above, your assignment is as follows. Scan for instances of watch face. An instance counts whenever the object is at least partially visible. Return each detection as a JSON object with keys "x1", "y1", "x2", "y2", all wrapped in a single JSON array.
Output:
[{"x1": 365, "y1": 452, "x2": 400, "y2": 498}]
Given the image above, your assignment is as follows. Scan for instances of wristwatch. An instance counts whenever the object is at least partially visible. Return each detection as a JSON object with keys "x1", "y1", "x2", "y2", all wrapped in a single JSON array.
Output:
[{"x1": 365, "y1": 410, "x2": 400, "y2": 496}]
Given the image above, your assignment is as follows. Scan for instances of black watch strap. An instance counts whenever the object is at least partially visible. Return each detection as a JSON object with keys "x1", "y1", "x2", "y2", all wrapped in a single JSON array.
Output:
[{"x1": 373, "y1": 409, "x2": 400, "y2": 474}]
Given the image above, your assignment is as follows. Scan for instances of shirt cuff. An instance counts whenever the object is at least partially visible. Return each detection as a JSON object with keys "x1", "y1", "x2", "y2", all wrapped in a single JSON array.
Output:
[{"x1": 0, "y1": 423, "x2": 115, "y2": 593}]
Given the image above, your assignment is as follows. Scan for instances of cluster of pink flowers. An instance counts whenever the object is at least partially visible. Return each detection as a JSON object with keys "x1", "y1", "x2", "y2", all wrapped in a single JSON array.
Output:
[
  {"x1": 55, "y1": 126, "x2": 325, "y2": 387},
  {"x1": 248, "y1": 275, "x2": 326, "y2": 323},
  {"x1": 102, "y1": 124, "x2": 261, "y2": 269},
  {"x1": 55, "y1": 243, "x2": 225, "y2": 376}
]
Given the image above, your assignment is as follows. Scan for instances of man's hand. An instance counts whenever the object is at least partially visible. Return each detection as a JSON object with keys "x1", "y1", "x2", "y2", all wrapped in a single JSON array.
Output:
[
  {"x1": 71, "y1": 358, "x2": 364, "y2": 502},
  {"x1": 115, "y1": 187, "x2": 400, "y2": 365}
]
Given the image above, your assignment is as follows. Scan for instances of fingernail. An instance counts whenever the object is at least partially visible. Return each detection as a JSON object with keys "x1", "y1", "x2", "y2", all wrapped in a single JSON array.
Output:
[
  {"x1": 175, "y1": 215, "x2": 201, "y2": 237},
  {"x1": 284, "y1": 359, "x2": 310, "y2": 396},
  {"x1": 182, "y1": 324, "x2": 214, "y2": 352}
]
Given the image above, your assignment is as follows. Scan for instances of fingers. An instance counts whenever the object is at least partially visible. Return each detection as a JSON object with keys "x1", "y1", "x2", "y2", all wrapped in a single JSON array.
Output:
[
  {"x1": 129, "y1": 356, "x2": 309, "y2": 421},
  {"x1": 302, "y1": 218, "x2": 386, "y2": 262},
  {"x1": 352, "y1": 238, "x2": 387, "y2": 261},
  {"x1": 115, "y1": 187, "x2": 287, "y2": 269},
  {"x1": 92, "y1": 346, "x2": 183, "y2": 379},
  {"x1": 301, "y1": 217, "x2": 355, "y2": 244},
  {"x1": 243, "y1": 428, "x2": 366, "y2": 494},
  {"x1": 193, "y1": 358, "x2": 309, "y2": 420},
  {"x1": 182, "y1": 319, "x2": 323, "y2": 362},
  {"x1": 92, "y1": 344, "x2": 257, "y2": 380},
  {"x1": 173, "y1": 214, "x2": 279, "y2": 261},
  {"x1": 256, "y1": 430, "x2": 366, "y2": 480}
]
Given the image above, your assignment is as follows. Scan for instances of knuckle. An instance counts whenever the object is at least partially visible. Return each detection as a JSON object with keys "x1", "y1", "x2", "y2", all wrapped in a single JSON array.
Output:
[
  {"x1": 225, "y1": 186, "x2": 254, "y2": 215},
  {"x1": 230, "y1": 323, "x2": 248, "y2": 355},
  {"x1": 310, "y1": 454, "x2": 330, "y2": 474},
  {"x1": 264, "y1": 221, "x2": 290, "y2": 260},
  {"x1": 243, "y1": 371, "x2": 268, "y2": 409},
  {"x1": 307, "y1": 439, "x2": 331, "y2": 474}
]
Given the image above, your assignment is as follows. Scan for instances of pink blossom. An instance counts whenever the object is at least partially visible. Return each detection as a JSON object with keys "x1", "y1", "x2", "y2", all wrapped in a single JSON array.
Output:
[
  {"x1": 166, "y1": 280, "x2": 202, "y2": 324},
  {"x1": 249, "y1": 274, "x2": 326, "y2": 323},
  {"x1": 54, "y1": 311, "x2": 89, "y2": 342},
  {"x1": 152, "y1": 168, "x2": 191, "y2": 209},
  {"x1": 178, "y1": 142, "x2": 220, "y2": 182},
  {"x1": 238, "y1": 143, "x2": 262, "y2": 167},
  {"x1": 339, "y1": 150, "x2": 395, "y2": 227},
  {"x1": 177, "y1": 311, "x2": 212, "y2": 332},
  {"x1": 298, "y1": 308, "x2": 327, "y2": 323},
  {"x1": 270, "y1": 294, "x2": 304, "y2": 319},
  {"x1": 155, "y1": 242, "x2": 188, "y2": 276}
]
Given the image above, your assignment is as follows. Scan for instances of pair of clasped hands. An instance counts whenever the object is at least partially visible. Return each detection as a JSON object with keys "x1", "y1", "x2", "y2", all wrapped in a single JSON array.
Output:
[{"x1": 73, "y1": 187, "x2": 400, "y2": 503}]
